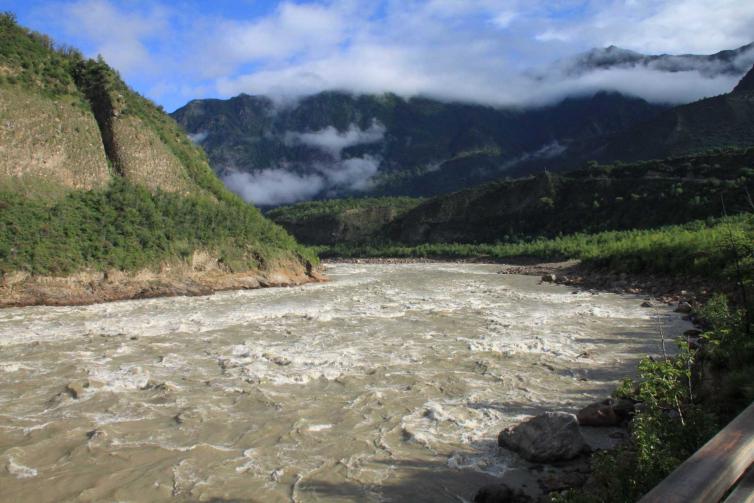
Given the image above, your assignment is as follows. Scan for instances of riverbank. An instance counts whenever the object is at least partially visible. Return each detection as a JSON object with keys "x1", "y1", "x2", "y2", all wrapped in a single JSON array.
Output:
[
  {"x1": 328, "y1": 257, "x2": 715, "y2": 308},
  {"x1": 0, "y1": 261, "x2": 326, "y2": 308}
]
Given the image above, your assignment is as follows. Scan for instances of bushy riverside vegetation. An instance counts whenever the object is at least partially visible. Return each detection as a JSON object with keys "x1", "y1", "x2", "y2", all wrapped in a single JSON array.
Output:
[
  {"x1": 0, "y1": 179, "x2": 316, "y2": 275},
  {"x1": 556, "y1": 294, "x2": 753, "y2": 502},
  {"x1": 0, "y1": 183, "x2": 317, "y2": 276},
  {"x1": 319, "y1": 214, "x2": 754, "y2": 279}
]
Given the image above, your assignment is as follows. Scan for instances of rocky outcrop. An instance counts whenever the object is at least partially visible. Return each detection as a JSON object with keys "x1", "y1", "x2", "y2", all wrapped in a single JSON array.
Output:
[
  {"x1": 498, "y1": 412, "x2": 588, "y2": 463},
  {"x1": 110, "y1": 115, "x2": 191, "y2": 193}
]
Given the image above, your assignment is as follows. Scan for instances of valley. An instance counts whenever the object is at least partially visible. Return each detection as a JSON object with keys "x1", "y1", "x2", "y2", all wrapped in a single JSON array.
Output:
[{"x1": 1, "y1": 6, "x2": 754, "y2": 503}]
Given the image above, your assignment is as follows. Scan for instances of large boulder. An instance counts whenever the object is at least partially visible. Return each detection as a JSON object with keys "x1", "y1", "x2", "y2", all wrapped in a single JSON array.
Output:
[{"x1": 498, "y1": 412, "x2": 588, "y2": 463}]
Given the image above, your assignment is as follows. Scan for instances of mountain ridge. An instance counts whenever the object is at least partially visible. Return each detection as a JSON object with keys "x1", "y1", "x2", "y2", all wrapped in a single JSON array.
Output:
[
  {"x1": 562, "y1": 42, "x2": 754, "y2": 77},
  {"x1": 172, "y1": 90, "x2": 667, "y2": 203},
  {"x1": 171, "y1": 43, "x2": 754, "y2": 205}
]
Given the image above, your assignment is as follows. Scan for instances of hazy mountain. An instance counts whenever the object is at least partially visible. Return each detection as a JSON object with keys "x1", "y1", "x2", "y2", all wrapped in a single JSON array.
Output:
[
  {"x1": 171, "y1": 44, "x2": 754, "y2": 206},
  {"x1": 172, "y1": 91, "x2": 665, "y2": 204},
  {"x1": 545, "y1": 64, "x2": 754, "y2": 169},
  {"x1": 559, "y1": 42, "x2": 754, "y2": 77}
]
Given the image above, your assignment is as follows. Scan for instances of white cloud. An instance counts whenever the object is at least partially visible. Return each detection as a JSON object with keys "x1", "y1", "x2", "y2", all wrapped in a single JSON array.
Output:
[
  {"x1": 491, "y1": 11, "x2": 518, "y2": 29},
  {"x1": 213, "y1": 0, "x2": 754, "y2": 107},
  {"x1": 283, "y1": 121, "x2": 386, "y2": 157},
  {"x1": 223, "y1": 170, "x2": 325, "y2": 206},
  {"x1": 224, "y1": 121, "x2": 385, "y2": 205},
  {"x1": 187, "y1": 131, "x2": 208, "y2": 144},
  {"x1": 34, "y1": 0, "x2": 754, "y2": 111},
  {"x1": 48, "y1": 0, "x2": 169, "y2": 75},
  {"x1": 223, "y1": 154, "x2": 381, "y2": 205},
  {"x1": 327, "y1": 155, "x2": 380, "y2": 191}
]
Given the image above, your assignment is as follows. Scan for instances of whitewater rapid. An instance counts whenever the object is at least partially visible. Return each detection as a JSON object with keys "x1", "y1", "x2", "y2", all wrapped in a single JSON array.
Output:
[{"x1": 0, "y1": 263, "x2": 689, "y2": 502}]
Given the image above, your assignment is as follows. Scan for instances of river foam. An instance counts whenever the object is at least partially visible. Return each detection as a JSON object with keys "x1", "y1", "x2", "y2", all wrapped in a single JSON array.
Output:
[{"x1": 0, "y1": 263, "x2": 690, "y2": 502}]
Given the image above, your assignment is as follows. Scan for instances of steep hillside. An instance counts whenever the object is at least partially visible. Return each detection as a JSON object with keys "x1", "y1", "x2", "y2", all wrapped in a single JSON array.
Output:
[
  {"x1": 0, "y1": 15, "x2": 109, "y2": 197},
  {"x1": 0, "y1": 14, "x2": 318, "y2": 304},
  {"x1": 390, "y1": 148, "x2": 754, "y2": 244},
  {"x1": 267, "y1": 197, "x2": 423, "y2": 245},
  {"x1": 528, "y1": 64, "x2": 754, "y2": 173},
  {"x1": 273, "y1": 148, "x2": 754, "y2": 246},
  {"x1": 172, "y1": 90, "x2": 665, "y2": 202}
]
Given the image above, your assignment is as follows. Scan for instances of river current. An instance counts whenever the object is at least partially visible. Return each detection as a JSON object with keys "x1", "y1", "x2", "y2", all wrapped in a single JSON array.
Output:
[{"x1": 0, "y1": 263, "x2": 689, "y2": 502}]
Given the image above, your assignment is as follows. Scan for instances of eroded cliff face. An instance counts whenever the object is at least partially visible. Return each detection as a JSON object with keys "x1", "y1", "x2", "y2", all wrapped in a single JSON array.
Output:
[
  {"x1": 0, "y1": 86, "x2": 110, "y2": 195},
  {"x1": 109, "y1": 115, "x2": 191, "y2": 193},
  {"x1": 0, "y1": 51, "x2": 204, "y2": 198},
  {"x1": 0, "y1": 17, "x2": 321, "y2": 306},
  {"x1": 0, "y1": 251, "x2": 324, "y2": 308}
]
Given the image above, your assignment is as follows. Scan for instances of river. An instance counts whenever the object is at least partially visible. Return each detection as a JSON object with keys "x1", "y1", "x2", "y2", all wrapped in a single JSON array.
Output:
[{"x1": 0, "y1": 263, "x2": 690, "y2": 502}]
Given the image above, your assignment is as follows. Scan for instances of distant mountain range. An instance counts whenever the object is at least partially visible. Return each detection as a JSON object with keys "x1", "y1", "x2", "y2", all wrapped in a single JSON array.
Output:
[
  {"x1": 559, "y1": 42, "x2": 754, "y2": 77},
  {"x1": 171, "y1": 44, "x2": 754, "y2": 205}
]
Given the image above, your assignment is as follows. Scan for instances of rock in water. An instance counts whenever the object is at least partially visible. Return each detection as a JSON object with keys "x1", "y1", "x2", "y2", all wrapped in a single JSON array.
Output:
[
  {"x1": 675, "y1": 301, "x2": 693, "y2": 314},
  {"x1": 498, "y1": 412, "x2": 588, "y2": 462}
]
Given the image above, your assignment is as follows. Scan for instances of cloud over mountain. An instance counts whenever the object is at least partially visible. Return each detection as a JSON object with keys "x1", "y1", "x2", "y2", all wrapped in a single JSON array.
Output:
[
  {"x1": 222, "y1": 121, "x2": 385, "y2": 205},
  {"x1": 24, "y1": 0, "x2": 754, "y2": 110}
]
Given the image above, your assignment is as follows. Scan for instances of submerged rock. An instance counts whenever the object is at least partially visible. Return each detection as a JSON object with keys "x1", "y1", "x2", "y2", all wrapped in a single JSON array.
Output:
[
  {"x1": 576, "y1": 398, "x2": 634, "y2": 426},
  {"x1": 474, "y1": 484, "x2": 533, "y2": 503},
  {"x1": 65, "y1": 381, "x2": 88, "y2": 399},
  {"x1": 498, "y1": 412, "x2": 588, "y2": 463},
  {"x1": 675, "y1": 301, "x2": 693, "y2": 314}
]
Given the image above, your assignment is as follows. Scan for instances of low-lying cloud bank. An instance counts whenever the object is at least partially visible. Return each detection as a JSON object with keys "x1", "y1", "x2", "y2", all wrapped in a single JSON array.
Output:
[
  {"x1": 218, "y1": 44, "x2": 754, "y2": 108},
  {"x1": 223, "y1": 121, "x2": 385, "y2": 206},
  {"x1": 37, "y1": 0, "x2": 754, "y2": 112},
  {"x1": 283, "y1": 121, "x2": 386, "y2": 156}
]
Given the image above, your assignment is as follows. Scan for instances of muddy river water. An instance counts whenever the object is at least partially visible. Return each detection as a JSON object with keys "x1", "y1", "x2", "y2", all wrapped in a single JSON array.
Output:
[{"x1": 0, "y1": 263, "x2": 690, "y2": 502}]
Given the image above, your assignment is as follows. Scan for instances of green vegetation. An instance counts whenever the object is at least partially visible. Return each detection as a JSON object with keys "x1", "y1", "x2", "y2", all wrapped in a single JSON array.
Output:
[
  {"x1": 0, "y1": 12, "x2": 316, "y2": 278},
  {"x1": 318, "y1": 214, "x2": 753, "y2": 279},
  {"x1": 556, "y1": 290, "x2": 753, "y2": 502},
  {"x1": 267, "y1": 196, "x2": 425, "y2": 246},
  {"x1": 267, "y1": 196, "x2": 423, "y2": 221},
  {"x1": 0, "y1": 179, "x2": 316, "y2": 275},
  {"x1": 271, "y1": 148, "x2": 754, "y2": 247},
  {"x1": 0, "y1": 11, "x2": 83, "y2": 97}
]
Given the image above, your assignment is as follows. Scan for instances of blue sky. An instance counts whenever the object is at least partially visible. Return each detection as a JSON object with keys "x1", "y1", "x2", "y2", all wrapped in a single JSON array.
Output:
[{"x1": 3, "y1": 0, "x2": 754, "y2": 111}]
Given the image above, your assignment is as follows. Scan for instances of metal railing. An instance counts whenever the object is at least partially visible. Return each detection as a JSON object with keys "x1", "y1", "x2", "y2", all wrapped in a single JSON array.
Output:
[{"x1": 639, "y1": 401, "x2": 754, "y2": 503}]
